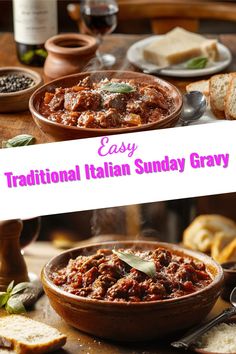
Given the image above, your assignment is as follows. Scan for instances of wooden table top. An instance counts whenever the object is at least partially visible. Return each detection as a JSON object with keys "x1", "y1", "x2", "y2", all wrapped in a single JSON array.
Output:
[
  {"x1": 1, "y1": 32, "x2": 236, "y2": 146},
  {"x1": 6, "y1": 241, "x2": 225, "y2": 354}
]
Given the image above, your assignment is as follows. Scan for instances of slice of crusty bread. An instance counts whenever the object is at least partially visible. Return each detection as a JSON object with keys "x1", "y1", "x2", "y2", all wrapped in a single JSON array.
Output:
[
  {"x1": 0, "y1": 315, "x2": 66, "y2": 354},
  {"x1": 209, "y1": 73, "x2": 231, "y2": 119},
  {"x1": 217, "y1": 238, "x2": 236, "y2": 263},
  {"x1": 211, "y1": 232, "x2": 236, "y2": 262},
  {"x1": 143, "y1": 27, "x2": 218, "y2": 66},
  {"x1": 186, "y1": 80, "x2": 209, "y2": 97},
  {"x1": 225, "y1": 73, "x2": 236, "y2": 120},
  {"x1": 183, "y1": 214, "x2": 236, "y2": 253}
]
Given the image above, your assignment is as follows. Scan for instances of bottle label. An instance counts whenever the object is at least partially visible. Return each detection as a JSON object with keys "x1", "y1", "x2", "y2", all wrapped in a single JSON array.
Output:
[{"x1": 13, "y1": 0, "x2": 58, "y2": 45}]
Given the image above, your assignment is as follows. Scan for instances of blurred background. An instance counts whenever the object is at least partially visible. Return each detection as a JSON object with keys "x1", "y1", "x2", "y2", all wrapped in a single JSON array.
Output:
[{"x1": 1, "y1": 0, "x2": 236, "y2": 35}]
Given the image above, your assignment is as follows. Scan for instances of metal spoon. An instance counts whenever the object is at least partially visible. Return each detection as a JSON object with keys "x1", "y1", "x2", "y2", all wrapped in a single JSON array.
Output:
[
  {"x1": 180, "y1": 91, "x2": 207, "y2": 126},
  {"x1": 171, "y1": 287, "x2": 236, "y2": 350}
]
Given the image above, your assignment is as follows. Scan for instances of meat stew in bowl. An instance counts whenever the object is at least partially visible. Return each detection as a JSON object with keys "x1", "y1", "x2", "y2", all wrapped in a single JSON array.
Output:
[
  {"x1": 39, "y1": 77, "x2": 175, "y2": 129},
  {"x1": 51, "y1": 246, "x2": 212, "y2": 303}
]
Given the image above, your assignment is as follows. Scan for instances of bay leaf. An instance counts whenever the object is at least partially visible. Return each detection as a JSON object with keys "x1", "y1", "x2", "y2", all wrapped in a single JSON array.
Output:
[
  {"x1": 113, "y1": 250, "x2": 156, "y2": 278},
  {"x1": 101, "y1": 82, "x2": 136, "y2": 94}
]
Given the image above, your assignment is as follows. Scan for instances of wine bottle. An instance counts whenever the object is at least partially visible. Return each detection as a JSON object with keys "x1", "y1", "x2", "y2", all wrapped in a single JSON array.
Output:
[{"x1": 13, "y1": 0, "x2": 58, "y2": 67}]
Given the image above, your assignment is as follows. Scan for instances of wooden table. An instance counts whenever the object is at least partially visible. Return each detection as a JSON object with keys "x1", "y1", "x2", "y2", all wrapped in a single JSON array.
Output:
[
  {"x1": 5, "y1": 241, "x2": 225, "y2": 354},
  {"x1": 1, "y1": 32, "x2": 236, "y2": 145}
]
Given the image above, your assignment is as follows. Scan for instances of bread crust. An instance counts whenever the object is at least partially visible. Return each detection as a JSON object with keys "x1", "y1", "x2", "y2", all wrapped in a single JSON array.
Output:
[
  {"x1": 209, "y1": 73, "x2": 231, "y2": 120},
  {"x1": 186, "y1": 80, "x2": 209, "y2": 96},
  {"x1": 225, "y1": 73, "x2": 236, "y2": 120}
]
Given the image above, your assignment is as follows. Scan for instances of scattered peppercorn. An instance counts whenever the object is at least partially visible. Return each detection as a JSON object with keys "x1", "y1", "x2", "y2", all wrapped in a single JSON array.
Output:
[{"x1": 0, "y1": 74, "x2": 34, "y2": 93}]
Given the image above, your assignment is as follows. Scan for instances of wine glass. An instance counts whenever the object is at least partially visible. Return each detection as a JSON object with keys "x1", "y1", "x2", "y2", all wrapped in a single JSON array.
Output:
[{"x1": 81, "y1": 0, "x2": 119, "y2": 66}]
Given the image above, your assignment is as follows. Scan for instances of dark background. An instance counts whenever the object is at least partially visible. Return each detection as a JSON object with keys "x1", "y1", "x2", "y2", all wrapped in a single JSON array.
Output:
[{"x1": 1, "y1": 0, "x2": 236, "y2": 34}]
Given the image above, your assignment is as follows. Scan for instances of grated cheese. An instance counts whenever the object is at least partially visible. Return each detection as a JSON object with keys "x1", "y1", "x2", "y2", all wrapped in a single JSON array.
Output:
[{"x1": 198, "y1": 323, "x2": 236, "y2": 353}]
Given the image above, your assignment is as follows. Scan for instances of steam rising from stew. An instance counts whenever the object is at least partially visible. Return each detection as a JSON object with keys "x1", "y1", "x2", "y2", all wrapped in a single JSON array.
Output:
[{"x1": 39, "y1": 76, "x2": 175, "y2": 129}]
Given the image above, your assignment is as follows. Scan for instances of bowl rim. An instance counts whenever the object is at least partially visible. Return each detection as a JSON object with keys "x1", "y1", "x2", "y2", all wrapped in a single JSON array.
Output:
[
  {"x1": 42, "y1": 240, "x2": 224, "y2": 308},
  {"x1": 45, "y1": 33, "x2": 98, "y2": 55},
  {"x1": 29, "y1": 70, "x2": 183, "y2": 134},
  {"x1": 0, "y1": 66, "x2": 43, "y2": 97},
  {"x1": 222, "y1": 261, "x2": 236, "y2": 274}
]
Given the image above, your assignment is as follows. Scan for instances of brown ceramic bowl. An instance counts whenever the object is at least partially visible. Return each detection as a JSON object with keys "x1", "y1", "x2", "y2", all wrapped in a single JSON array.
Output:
[
  {"x1": 41, "y1": 241, "x2": 223, "y2": 342},
  {"x1": 0, "y1": 67, "x2": 43, "y2": 113},
  {"x1": 29, "y1": 70, "x2": 183, "y2": 141}
]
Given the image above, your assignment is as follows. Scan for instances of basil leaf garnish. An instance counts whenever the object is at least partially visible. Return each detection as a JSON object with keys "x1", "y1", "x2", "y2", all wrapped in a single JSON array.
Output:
[
  {"x1": 5, "y1": 296, "x2": 26, "y2": 314},
  {"x1": 186, "y1": 56, "x2": 208, "y2": 69},
  {"x1": 7, "y1": 280, "x2": 14, "y2": 293},
  {"x1": 113, "y1": 250, "x2": 156, "y2": 278},
  {"x1": 101, "y1": 82, "x2": 136, "y2": 94},
  {"x1": 11, "y1": 282, "x2": 31, "y2": 295},
  {"x1": 0, "y1": 292, "x2": 10, "y2": 307}
]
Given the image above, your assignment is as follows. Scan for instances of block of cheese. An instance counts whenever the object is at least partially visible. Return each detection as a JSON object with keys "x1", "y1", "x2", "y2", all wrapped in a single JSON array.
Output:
[{"x1": 143, "y1": 27, "x2": 218, "y2": 67}]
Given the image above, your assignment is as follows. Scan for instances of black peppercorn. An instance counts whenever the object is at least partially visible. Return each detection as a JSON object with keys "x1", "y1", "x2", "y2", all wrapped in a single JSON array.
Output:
[{"x1": 0, "y1": 74, "x2": 34, "y2": 93}]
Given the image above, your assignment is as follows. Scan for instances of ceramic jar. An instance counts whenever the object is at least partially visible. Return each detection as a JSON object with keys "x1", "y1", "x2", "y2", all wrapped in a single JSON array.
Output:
[{"x1": 44, "y1": 33, "x2": 98, "y2": 81}]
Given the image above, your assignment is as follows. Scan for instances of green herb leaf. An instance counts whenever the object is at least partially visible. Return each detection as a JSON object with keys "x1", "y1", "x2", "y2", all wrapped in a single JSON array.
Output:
[
  {"x1": 186, "y1": 56, "x2": 208, "y2": 69},
  {"x1": 3, "y1": 134, "x2": 36, "y2": 148},
  {"x1": 113, "y1": 250, "x2": 157, "y2": 278},
  {"x1": 101, "y1": 82, "x2": 136, "y2": 94},
  {"x1": 35, "y1": 49, "x2": 48, "y2": 59},
  {"x1": 11, "y1": 282, "x2": 31, "y2": 295},
  {"x1": 0, "y1": 292, "x2": 9, "y2": 307},
  {"x1": 7, "y1": 281, "x2": 14, "y2": 293},
  {"x1": 20, "y1": 50, "x2": 35, "y2": 65},
  {"x1": 5, "y1": 296, "x2": 26, "y2": 314}
]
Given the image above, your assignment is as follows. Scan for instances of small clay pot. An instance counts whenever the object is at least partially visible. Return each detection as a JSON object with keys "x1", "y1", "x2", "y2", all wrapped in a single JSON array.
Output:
[{"x1": 44, "y1": 33, "x2": 98, "y2": 81}]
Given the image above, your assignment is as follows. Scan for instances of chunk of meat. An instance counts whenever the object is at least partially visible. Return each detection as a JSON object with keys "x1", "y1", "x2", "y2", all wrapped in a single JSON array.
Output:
[
  {"x1": 77, "y1": 111, "x2": 96, "y2": 128},
  {"x1": 48, "y1": 88, "x2": 65, "y2": 111},
  {"x1": 103, "y1": 93, "x2": 127, "y2": 111},
  {"x1": 139, "y1": 86, "x2": 168, "y2": 110},
  {"x1": 148, "y1": 109, "x2": 163, "y2": 123},
  {"x1": 99, "y1": 108, "x2": 121, "y2": 128},
  {"x1": 64, "y1": 90, "x2": 101, "y2": 111}
]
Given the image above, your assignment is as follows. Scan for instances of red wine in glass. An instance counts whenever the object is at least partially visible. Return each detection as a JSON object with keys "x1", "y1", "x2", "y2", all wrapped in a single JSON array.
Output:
[
  {"x1": 82, "y1": 3, "x2": 118, "y2": 36},
  {"x1": 81, "y1": 0, "x2": 119, "y2": 66}
]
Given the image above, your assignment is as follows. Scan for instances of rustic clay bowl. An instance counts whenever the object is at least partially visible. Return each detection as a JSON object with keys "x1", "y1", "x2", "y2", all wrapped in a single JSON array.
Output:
[
  {"x1": 44, "y1": 33, "x2": 98, "y2": 81},
  {"x1": 42, "y1": 241, "x2": 223, "y2": 342},
  {"x1": 29, "y1": 70, "x2": 183, "y2": 141},
  {"x1": 0, "y1": 67, "x2": 43, "y2": 113}
]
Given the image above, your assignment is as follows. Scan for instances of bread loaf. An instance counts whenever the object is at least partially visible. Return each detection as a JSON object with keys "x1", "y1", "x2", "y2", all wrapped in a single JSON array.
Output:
[{"x1": 225, "y1": 73, "x2": 236, "y2": 120}]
